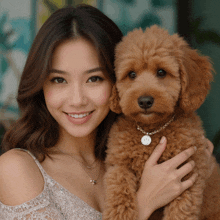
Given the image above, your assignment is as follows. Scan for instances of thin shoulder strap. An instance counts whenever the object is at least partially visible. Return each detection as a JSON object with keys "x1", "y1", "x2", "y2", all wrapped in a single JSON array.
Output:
[{"x1": 15, "y1": 148, "x2": 47, "y2": 177}]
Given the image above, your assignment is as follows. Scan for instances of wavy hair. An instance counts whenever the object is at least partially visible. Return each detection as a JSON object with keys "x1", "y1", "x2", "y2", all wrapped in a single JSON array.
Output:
[{"x1": 2, "y1": 4, "x2": 123, "y2": 161}]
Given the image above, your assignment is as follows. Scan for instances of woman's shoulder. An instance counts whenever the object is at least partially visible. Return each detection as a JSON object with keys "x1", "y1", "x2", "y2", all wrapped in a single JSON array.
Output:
[{"x1": 0, "y1": 149, "x2": 44, "y2": 206}]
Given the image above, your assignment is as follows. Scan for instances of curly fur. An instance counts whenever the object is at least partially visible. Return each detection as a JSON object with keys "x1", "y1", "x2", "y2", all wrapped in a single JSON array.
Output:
[{"x1": 103, "y1": 25, "x2": 220, "y2": 220}]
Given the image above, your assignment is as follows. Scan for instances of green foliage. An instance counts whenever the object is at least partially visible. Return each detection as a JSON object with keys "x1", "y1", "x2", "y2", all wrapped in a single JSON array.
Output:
[
  {"x1": 119, "y1": 0, "x2": 136, "y2": 5},
  {"x1": 43, "y1": 0, "x2": 59, "y2": 14},
  {"x1": 42, "y1": 0, "x2": 85, "y2": 12},
  {"x1": 66, "y1": 0, "x2": 75, "y2": 5},
  {"x1": 0, "y1": 13, "x2": 15, "y2": 52},
  {"x1": 135, "y1": 13, "x2": 161, "y2": 29},
  {"x1": 152, "y1": 0, "x2": 173, "y2": 7},
  {"x1": 111, "y1": 0, "x2": 162, "y2": 35},
  {"x1": 189, "y1": 17, "x2": 220, "y2": 46},
  {"x1": 0, "y1": 56, "x2": 8, "y2": 74},
  {"x1": 0, "y1": 13, "x2": 15, "y2": 92}
]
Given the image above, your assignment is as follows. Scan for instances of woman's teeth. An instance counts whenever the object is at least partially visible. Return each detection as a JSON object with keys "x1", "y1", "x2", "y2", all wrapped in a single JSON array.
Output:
[{"x1": 67, "y1": 112, "x2": 90, "y2": 119}]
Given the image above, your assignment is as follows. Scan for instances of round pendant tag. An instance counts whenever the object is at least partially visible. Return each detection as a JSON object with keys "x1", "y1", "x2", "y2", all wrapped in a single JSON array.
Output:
[{"x1": 141, "y1": 135, "x2": 151, "y2": 145}]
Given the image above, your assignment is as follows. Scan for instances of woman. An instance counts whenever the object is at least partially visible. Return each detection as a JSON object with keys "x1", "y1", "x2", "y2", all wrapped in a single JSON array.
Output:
[{"x1": 0, "y1": 4, "x2": 214, "y2": 220}]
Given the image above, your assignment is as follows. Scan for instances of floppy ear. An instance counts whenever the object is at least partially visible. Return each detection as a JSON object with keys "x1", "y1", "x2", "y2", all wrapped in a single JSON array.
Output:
[
  {"x1": 178, "y1": 46, "x2": 214, "y2": 112},
  {"x1": 109, "y1": 85, "x2": 122, "y2": 114}
]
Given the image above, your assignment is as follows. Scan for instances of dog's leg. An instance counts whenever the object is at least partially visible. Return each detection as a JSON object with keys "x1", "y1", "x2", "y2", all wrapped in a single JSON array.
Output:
[
  {"x1": 162, "y1": 176, "x2": 205, "y2": 220},
  {"x1": 103, "y1": 165, "x2": 138, "y2": 220}
]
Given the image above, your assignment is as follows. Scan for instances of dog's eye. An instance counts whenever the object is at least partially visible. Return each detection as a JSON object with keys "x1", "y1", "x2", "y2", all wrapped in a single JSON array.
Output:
[
  {"x1": 157, "y1": 69, "x2": 167, "y2": 78},
  {"x1": 128, "y1": 71, "x2": 137, "y2": 79}
]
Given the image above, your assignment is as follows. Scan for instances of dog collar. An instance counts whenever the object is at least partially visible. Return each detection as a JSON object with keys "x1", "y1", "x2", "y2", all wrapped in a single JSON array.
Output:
[{"x1": 136, "y1": 115, "x2": 175, "y2": 145}]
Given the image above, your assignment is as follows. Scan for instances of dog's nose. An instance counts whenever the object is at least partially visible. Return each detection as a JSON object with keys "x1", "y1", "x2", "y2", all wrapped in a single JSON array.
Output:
[{"x1": 138, "y1": 96, "x2": 154, "y2": 109}]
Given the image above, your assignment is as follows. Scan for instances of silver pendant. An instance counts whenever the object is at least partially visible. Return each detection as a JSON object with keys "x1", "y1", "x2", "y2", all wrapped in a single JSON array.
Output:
[
  {"x1": 141, "y1": 135, "x2": 151, "y2": 145},
  {"x1": 90, "y1": 179, "x2": 97, "y2": 185}
]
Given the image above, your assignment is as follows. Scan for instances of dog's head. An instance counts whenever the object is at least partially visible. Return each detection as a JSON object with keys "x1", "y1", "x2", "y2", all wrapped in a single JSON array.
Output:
[{"x1": 110, "y1": 25, "x2": 213, "y2": 124}]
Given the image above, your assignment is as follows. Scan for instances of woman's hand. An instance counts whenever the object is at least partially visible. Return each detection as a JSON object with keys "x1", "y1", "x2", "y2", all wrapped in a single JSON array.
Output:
[{"x1": 137, "y1": 136, "x2": 198, "y2": 220}]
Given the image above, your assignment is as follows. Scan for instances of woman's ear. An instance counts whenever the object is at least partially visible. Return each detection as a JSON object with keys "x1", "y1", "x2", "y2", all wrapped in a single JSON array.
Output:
[
  {"x1": 178, "y1": 46, "x2": 214, "y2": 112},
  {"x1": 109, "y1": 85, "x2": 122, "y2": 114}
]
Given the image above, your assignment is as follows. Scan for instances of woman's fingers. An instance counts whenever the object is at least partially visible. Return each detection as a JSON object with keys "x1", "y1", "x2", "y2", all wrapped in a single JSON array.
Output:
[
  {"x1": 165, "y1": 146, "x2": 197, "y2": 169},
  {"x1": 147, "y1": 136, "x2": 167, "y2": 166},
  {"x1": 146, "y1": 136, "x2": 213, "y2": 170},
  {"x1": 181, "y1": 173, "x2": 198, "y2": 191},
  {"x1": 176, "y1": 160, "x2": 195, "y2": 180}
]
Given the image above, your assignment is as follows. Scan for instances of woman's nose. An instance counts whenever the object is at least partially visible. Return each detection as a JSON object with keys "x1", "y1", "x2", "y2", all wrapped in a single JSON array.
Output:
[{"x1": 68, "y1": 84, "x2": 87, "y2": 106}]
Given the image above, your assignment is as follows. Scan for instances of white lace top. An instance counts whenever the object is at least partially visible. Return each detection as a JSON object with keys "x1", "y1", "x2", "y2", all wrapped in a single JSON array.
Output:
[{"x1": 0, "y1": 149, "x2": 102, "y2": 220}]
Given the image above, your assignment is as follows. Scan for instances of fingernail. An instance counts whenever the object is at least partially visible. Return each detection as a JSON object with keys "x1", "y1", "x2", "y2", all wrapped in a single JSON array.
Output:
[
  {"x1": 160, "y1": 136, "x2": 166, "y2": 144},
  {"x1": 194, "y1": 146, "x2": 197, "y2": 151}
]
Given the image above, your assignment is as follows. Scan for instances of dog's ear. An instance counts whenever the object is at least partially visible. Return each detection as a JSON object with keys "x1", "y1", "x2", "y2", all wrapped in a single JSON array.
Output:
[
  {"x1": 109, "y1": 85, "x2": 122, "y2": 114},
  {"x1": 178, "y1": 46, "x2": 214, "y2": 112}
]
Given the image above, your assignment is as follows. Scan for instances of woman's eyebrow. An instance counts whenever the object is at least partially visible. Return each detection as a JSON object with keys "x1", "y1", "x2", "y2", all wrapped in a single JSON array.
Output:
[
  {"x1": 48, "y1": 67, "x2": 104, "y2": 74},
  {"x1": 49, "y1": 69, "x2": 67, "y2": 74},
  {"x1": 84, "y1": 67, "x2": 104, "y2": 74}
]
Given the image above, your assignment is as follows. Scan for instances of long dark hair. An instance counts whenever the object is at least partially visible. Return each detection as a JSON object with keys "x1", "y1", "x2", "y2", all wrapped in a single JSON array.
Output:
[{"x1": 2, "y1": 4, "x2": 123, "y2": 161}]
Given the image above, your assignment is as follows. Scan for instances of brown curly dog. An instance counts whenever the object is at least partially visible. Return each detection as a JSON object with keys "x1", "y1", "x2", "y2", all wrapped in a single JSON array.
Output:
[{"x1": 103, "y1": 25, "x2": 220, "y2": 220}]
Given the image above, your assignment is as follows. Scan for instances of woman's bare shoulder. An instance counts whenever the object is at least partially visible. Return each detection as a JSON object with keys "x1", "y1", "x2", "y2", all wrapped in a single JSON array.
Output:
[{"x1": 0, "y1": 149, "x2": 44, "y2": 206}]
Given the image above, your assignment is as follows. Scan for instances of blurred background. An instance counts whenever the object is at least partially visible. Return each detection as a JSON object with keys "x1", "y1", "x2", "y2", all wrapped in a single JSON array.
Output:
[{"x1": 0, "y1": 0, "x2": 220, "y2": 160}]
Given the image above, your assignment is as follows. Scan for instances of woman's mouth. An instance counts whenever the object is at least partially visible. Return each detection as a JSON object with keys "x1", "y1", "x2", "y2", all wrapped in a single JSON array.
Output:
[
  {"x1": 67, "y1": 112, "x2": 91, "y2": 119},
  {"x1": 65, "y1": 111, "x2": 94, "y2": 125}
]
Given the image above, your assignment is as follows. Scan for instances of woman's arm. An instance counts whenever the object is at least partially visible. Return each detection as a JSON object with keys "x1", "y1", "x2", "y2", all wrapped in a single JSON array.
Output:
[{"x1": 136, "y1": 136, "x2": 214, "y2": 220}]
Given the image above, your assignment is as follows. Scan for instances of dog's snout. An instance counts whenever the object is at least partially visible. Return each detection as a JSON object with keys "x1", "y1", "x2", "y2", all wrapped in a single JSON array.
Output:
[{"x1": 138, "y1": 96, "x2": 154, "y2": 109}]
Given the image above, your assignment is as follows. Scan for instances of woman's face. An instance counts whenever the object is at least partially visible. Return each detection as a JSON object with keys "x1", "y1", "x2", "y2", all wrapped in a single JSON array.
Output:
[{"x1": 43, "y1": 38, "x2": 112, "y2": 138}]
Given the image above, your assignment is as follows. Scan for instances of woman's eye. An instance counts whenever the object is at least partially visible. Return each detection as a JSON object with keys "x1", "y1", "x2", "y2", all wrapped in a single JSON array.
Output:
[
  {"x1": 88, "y1": 76, "x2": 103, "y2": 83},
  {"x1": 51, "y1": 77, "x2": 66, "y2": 84},
  {"x1": 157, "y1": 69, "x2": 167, "y2": 78},
  {"x1": 128, "y1": 71, "x2": 136, "y2": 79}
]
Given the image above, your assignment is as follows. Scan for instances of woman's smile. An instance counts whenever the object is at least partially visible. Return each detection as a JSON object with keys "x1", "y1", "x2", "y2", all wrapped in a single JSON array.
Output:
[
  {"x1": 66, "y1": 111, "x2": 93, "y2": 119},
  {"x1": 65, "y1": 111, "x2": 94, "y2": 125}
]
